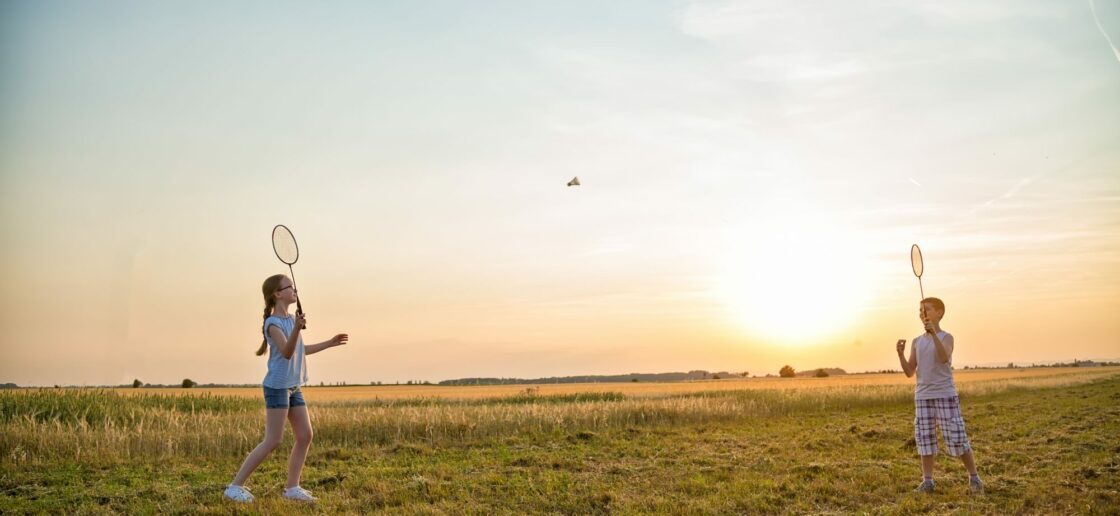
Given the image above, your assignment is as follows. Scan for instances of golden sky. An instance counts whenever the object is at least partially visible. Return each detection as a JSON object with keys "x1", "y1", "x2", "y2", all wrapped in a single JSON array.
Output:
[{"x1": 1, "y1": 0, "x2": 1118, "y2": 385}]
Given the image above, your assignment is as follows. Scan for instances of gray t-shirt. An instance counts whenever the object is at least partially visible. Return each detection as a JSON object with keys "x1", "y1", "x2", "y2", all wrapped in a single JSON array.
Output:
[
  {"x1": 262, "y1": 315, "x2": 308, "y2": 389},
  {"x1": 914, "y1": 330, "x2": 957, "y2": 400}
]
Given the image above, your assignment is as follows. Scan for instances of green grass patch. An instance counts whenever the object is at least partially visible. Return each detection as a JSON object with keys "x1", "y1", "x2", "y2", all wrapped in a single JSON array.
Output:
[{"x1": 2, "y1": 374, "x2": 1118, "y2": 513}]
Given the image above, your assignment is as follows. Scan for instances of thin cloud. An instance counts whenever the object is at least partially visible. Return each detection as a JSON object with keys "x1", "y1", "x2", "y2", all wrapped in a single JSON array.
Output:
[{"x1": 1090, "y1": 0, "x2": 1120, "y2": 63}]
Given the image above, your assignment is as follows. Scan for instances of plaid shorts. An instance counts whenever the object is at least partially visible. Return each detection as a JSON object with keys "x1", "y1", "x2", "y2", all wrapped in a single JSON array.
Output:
[{"x1": 914, "y1": 396, "x2": 972, "y2": 457}]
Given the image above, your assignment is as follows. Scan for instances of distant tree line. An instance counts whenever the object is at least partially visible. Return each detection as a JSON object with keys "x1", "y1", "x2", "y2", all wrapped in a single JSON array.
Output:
[
  {"x1": 440, "y1": 370, "x2": 743, "y2": 386},
  {"x1": 960, "y1": 359, "x2": 1118, "y2": 370},
  {"x1": 776, "y1": 366, "x2": 846, "y2": 378}
]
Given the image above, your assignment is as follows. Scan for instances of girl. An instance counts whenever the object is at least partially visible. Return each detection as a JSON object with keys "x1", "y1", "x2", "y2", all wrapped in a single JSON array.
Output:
[{"x1": 224, "y1": 274, "x2": 348, "y2": 503}]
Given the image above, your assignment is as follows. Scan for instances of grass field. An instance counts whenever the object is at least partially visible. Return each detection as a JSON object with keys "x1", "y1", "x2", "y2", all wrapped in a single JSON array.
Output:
[
  {"x1": 2, "y1": 367, "x2": 1118, "y2": 514},
  {"x1": 76, "y1": 366, "x2": 1119, "y2": 401}
]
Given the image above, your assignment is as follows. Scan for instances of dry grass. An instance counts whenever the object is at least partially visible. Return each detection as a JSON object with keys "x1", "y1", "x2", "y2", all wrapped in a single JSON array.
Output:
[
  {"x1": 3, "y1": 367, "x2": 1119, "y2": 513},
  {"x1": 3, "y1": 367, "x2": 1116, "y2": 465},
  {"x1": 82, "y1": 366, "x2": 1120, "y2": 401}
]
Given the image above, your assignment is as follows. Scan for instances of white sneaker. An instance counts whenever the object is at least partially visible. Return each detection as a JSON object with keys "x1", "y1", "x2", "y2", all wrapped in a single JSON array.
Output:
[
  {"x1": 224, "y1": 485, "x2": 254, "y2": 503},
  {"x1": 282, "y1": 486, "x2": 317, "y2": 502}
]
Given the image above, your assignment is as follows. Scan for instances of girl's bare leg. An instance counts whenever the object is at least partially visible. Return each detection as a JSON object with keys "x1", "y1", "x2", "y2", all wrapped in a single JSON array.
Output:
[
  {"x1": 231, "y1": 408, "x2": 289, "y2": 486},
  {"x1": 285, "y1": 405, "x2": 314, "y2": 489}
]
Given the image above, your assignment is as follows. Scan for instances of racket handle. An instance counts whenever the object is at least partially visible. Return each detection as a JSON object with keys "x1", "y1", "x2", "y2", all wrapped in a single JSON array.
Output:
[{"x1": 296, "y1": 300, "x2": 307, "y2": 329}]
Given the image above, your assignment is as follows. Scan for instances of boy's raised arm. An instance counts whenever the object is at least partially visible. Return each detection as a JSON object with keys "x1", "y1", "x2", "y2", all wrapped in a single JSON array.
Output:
[
  {"x1": 930, "y1": 332, "x2": 952, "y2": 364},
  {"x1": 897, "y1": 339, "x2": 915, "y2": 377}
]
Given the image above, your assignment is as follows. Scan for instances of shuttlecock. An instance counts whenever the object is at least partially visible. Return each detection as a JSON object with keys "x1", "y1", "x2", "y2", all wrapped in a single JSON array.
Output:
[{"x1": 567, "y1": 176, "x2": 580, "y2": 187}]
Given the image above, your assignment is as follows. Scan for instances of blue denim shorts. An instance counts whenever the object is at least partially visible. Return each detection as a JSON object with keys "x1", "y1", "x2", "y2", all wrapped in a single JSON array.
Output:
[{"x1": 263, "y1": 386, "x2": 306, "y2": 409}]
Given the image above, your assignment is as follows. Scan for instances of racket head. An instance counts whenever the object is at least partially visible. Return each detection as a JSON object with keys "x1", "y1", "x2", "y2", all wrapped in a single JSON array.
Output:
[
  {"x1": 910, "y1": 244, "x2": 924, "y2": 278},
  {"x1": 272, "y1": 225, "x2": 299, "y2": 265}
]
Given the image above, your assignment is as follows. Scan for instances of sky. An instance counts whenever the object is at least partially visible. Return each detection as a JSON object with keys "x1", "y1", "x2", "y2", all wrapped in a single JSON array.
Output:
[{"x1": 1, "y1": 0, "x2": 1118, "y2": 386}]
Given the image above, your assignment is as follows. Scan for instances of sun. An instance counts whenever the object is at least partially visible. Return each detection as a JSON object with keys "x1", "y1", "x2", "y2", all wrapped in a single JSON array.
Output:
[{"x1": 716, "y1": 205, "x2": 875, "y2": 346}]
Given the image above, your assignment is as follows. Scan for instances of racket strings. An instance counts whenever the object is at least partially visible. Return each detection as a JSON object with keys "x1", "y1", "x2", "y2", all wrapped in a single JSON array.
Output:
[
  {"x1": 273, "y1": 225, "x2": 306, "y2": 328},
  {"x1": 272, "y1": 226, "x2": 300, "y2": 264},
  {"x1": 911, "y1": 244, "x2": 925, "y2": 299}
]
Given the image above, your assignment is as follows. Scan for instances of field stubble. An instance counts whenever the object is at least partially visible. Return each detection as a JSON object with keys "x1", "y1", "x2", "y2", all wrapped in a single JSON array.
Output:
[{"x1": 2, "y1": 367, "x2": 1115, "y2": 464}]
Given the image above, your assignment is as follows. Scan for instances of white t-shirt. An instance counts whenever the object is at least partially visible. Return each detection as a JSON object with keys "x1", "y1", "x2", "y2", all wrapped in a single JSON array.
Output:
[
  {"x1": 914, "y1": 330, "x2": 957, "y2": 400},
  {"x1": 262, "y1": 315, "x2": 308, "y2": 389}
]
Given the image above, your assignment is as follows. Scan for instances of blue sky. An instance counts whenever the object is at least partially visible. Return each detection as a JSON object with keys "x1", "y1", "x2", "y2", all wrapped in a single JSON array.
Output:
[{"x1": 1, "y1": 0, "x2": 1118, "y2": 385}]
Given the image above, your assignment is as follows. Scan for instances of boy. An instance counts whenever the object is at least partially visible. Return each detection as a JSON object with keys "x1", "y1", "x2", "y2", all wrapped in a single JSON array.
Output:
[{"x1": 896, "y1": 297, "x2": 983, "y2": 494}]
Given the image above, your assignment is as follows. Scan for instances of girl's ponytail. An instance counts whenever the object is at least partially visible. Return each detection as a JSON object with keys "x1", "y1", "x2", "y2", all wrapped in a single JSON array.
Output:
[
  {"x1": 257, "y1": 274, "x2": 286, "y2": 356},
  {"x1": 256, "y1": 303, "x2": 272, "y2": 356}
]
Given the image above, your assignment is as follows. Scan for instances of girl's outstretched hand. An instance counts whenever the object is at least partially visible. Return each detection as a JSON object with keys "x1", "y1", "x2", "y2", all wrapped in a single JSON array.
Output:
[{"x1": 331, "y1": 334, "x2": 349, "y2": 347}]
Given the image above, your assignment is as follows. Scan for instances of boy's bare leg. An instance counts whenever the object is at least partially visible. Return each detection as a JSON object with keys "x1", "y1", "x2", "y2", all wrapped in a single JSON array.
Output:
[
  {"x1": 961, "y1": 450, "x2": 983, "y2": 493},
  {"x1": 913, "y1": 455, "x2": 937, "y2": 492},
  {"x1": 959, "y1": 450, "x2": 977, "y2": 476},
  {"x1": 921, "y1": 454, "x2": 935, "y2": 478}
]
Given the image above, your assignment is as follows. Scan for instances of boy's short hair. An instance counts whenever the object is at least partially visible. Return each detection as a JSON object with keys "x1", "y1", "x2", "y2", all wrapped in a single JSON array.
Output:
[{"x1": 921, "y1": 297, "x2": 945, "y2": 313}]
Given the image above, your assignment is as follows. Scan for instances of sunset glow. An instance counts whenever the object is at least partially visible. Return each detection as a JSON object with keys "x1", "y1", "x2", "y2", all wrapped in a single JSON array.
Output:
[
  {"x1": 1, "y1": 0, "x2": 1117, "y2": 386},
  {"x1": 717, "y1": 203, "x2": 877, "y2": 345}
]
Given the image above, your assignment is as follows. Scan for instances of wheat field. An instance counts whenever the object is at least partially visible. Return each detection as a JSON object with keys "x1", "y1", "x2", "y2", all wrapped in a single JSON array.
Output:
[
  {"x1": 82, "y1": 366, "x2": 1119, "y2": 401},
  {"x1": 2, "y1": 367, "x2": 1118, "y2": 513}
]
